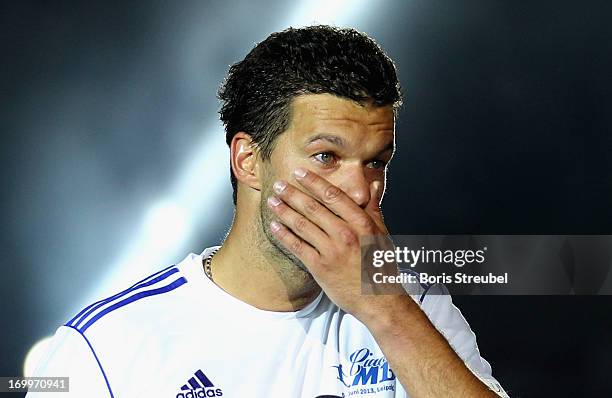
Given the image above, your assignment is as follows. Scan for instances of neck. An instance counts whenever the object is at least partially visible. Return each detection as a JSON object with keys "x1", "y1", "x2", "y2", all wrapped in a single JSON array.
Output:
[{"x1": 208, "y1": 204, "x2": 321, "y2": 312}]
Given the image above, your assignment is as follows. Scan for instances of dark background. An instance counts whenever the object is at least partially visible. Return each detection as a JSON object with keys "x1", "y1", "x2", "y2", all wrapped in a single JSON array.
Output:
[{"x1": 2, "y1": 1, "x2": 611, "y2": 397}]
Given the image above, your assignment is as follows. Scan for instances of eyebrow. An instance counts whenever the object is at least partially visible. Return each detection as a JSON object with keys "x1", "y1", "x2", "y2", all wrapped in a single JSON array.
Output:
[
  {"x1": 377, "y1": 141, "x2": 395, "y2": 157},
  {"x1": 306, "y1": 133, "x2": 395, "y2": 157},
  {"x1": 306, "y1": 134, "x2": 346, "y2": 148}
]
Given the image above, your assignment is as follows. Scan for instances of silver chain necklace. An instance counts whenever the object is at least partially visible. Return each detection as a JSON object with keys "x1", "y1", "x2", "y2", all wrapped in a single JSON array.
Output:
[{"x1": 203, "y1": 248, "x2": 220, "y2": 281}]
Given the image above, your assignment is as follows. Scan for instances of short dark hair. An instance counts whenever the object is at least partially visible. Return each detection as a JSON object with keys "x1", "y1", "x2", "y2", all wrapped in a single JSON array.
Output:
[{"x1": 218, "y1": 25, "x2": 402, "y2": 204}]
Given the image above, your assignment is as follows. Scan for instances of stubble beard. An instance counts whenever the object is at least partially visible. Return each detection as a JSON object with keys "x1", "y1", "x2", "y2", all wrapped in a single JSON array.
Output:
[{"x1": 258, "y1": 176, "x2": 312, "y2": 276}]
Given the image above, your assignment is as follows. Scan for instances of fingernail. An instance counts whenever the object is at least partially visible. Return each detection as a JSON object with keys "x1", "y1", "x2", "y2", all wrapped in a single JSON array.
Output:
[
  {"x1": 267, "y1": 196, "x2": 281, "y2": 207},
  {"x1": 293, "y1": 168, "x2": 307, "y2": 178},
  {"x1": 270, "y1": 221, "x2": 281, "y2": 232},
  {"x1": 273, "y1": 180, "x2": 287, "y2": 194}
]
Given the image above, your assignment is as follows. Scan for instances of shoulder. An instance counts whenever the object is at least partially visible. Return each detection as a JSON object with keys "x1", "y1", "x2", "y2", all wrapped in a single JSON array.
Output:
[
  {"x1": 64, "y1": 252, "x2": 202, "y2": 338},
  {"x1": 31, "y1": 251, "x2": 214, "y2": 397},
  {"x1": 28, "y1": 326, "x2": 113, "y2": 397}
]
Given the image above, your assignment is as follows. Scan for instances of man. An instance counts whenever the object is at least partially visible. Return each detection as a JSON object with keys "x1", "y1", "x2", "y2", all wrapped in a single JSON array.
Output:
[{"x1": 29, "y1": 25, "x2": 509, "y2": 397}]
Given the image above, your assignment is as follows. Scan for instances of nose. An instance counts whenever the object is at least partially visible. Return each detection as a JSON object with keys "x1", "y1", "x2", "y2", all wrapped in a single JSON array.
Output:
[{"x1": 337, "y1": 165, "x2": 371, "y2": 208}]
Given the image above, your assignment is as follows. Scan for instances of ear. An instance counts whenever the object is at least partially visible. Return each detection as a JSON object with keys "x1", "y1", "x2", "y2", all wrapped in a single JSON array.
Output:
[{"x1": 230, "y1": 132, "x2": 261, "y2": 192}]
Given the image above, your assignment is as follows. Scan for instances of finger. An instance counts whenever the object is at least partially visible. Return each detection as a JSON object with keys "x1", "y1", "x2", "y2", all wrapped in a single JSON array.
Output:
[
  {"x1": 267, "y1": 195, "x2": 330, "y2": 252},
  {"x1": 292, "y1": 168, "x2": 377, "y2": 233},
  {"x1": 269, "y1": 220, "x2": 319, "y2": 266},
  {"x1": 365, "y1": 180, "x2": 384, "y2": 214},
  {"x1": 364, "y1": 180, "x2": 388, "y2": 233},
  {"x1": 272, "y1": 180, "x2": 346, "y2": 236}
]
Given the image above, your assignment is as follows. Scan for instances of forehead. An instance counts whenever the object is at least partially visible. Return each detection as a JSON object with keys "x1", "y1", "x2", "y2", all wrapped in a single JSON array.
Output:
[{"x1": 287, "y1": 94, "x2": 395, "y2": 141}]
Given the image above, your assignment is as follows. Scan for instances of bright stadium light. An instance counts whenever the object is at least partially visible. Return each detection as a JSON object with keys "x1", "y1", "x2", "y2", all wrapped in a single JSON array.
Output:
[
  {"x1": 88, "y1": 121, "x2": 229, "y2": 299},
  {"x1": 286, "y1": 0, "x2": 369, "y2": 27},
  {"x1": 143, "y1": 200, "x2": 191, "y2": 251},
  {"x1": 23, "y1": 335, "x2": 53, "y2": 377}
]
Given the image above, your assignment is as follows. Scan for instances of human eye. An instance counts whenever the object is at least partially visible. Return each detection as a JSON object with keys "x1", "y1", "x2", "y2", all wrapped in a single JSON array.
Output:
[
  {"x1": 312, "y1": 152, "x2": 338, "y2": 167},
  {"x1": 367, "y1": 159, "x2": 388, "y2": 170}
]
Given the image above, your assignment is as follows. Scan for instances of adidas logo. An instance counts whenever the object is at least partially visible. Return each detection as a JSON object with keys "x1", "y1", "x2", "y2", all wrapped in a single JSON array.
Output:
[{"x1": 176, "y1": 369, "x2": 223, "y2": 397}]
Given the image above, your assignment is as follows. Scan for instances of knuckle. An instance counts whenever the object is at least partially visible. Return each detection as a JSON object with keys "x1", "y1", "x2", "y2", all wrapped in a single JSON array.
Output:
[
  {"x1": 304, "y1": 199, "x2": 320, "y2": 215},
  {"x1": 323, "y1": 185, "x2": 343, "y2": 204},
  {"x1": 291, "y1": 239, "x2": 304, "y2": 255},
  {"x1": 356, "y1": 215, "x2": 375, "y2": 231},
  {"x1": 294, "y1": 216, "x2": 309, "y2": 233},
  {"x1": 339, "y1": 227, "x2": 359, "y2": 246},
  {"x1": 330, "y1": 247, "x2": 341, "y2": 259}
]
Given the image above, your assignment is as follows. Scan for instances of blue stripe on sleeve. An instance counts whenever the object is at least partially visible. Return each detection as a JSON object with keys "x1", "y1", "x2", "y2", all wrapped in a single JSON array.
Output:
[
  {"x1": 419, "y1": 283, "x2": 433, "y2": 304},
  {"x1": 67, "y1": 264, "x2": 177, "y2": 327},
  {"x1": 70, "y1": 267, "x2": 179, "y2": 329},
  {"x1": 79, "y1": 277, "x2": 188, "y2": 333}
]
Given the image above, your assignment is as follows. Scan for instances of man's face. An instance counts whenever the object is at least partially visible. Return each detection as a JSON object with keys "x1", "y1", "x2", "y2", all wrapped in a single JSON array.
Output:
[{"x1": 259, "y1": 93, "x2": 395, "y2": 271}]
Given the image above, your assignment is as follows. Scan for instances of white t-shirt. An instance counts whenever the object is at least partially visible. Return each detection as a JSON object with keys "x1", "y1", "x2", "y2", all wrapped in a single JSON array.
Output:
[{"x1": 28, "y1": 247, "x2": 509, "y2": 398}]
